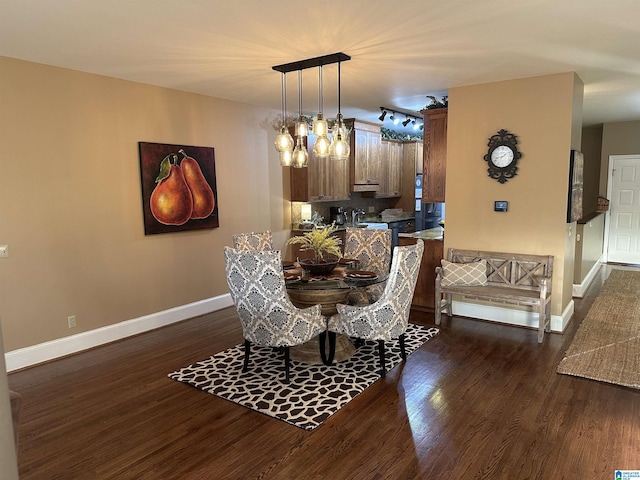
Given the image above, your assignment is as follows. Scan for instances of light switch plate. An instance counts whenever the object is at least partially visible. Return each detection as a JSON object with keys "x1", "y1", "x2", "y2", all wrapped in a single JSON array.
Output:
[
  {"x1": 0, "y1": 245, "x2": 8, "y2": 258},
  {"x1": 494, "y1": 201, "x2": 508, "y2": 212}
]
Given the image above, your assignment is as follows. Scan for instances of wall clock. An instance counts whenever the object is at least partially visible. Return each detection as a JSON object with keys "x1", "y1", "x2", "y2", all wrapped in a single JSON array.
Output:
[{"x1": 483, "y1": 129, "x2": 522, "y2": 184}]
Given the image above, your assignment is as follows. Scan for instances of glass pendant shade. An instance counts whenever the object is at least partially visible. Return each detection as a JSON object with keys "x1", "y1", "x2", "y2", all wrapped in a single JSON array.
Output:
[
  {"x1": 313, "y1": 134, "x2": 331, "y2": 158},
  {"x1": 313, "y1": 113, "x2": 328, "y2": 136},
  {"x1": 296, "y1": 117, "x2": 309, "y2": 137},
  {"x1": 329, "y1": 131, "x2": 350, "y2": 160},
  {"x1": 292, "y1": 137, "x2": 308, "y2": 168},
  {"x1": 279, "y1": 149, "x2": 293, "y2": 167},
  {"x1": 274, "y1": 125, "x2": 294, "y2": 153}
]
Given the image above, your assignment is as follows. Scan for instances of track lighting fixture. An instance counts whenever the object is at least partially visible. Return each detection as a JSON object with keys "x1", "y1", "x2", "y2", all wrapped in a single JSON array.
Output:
[{"x1": 378, "y1": 106, "x2": 423, "y2": 131}]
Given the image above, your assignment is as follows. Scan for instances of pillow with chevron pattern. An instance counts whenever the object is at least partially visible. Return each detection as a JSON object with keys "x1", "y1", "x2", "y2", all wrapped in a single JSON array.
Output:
[{"x1": 440, "y1": 259, "x2": 487, "y2": 286}]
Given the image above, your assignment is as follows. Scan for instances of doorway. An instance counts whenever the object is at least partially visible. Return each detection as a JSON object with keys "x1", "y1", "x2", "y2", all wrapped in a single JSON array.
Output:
[{"x1": 605, "y1": 154, "x2": 640, "y2": 264}]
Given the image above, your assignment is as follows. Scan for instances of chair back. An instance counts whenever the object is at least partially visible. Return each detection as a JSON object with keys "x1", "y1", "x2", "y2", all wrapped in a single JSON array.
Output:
[
  {"x1": 232, "y1": 231, "x2": 273, "y2": 251},
  {"x1": 223, "y1": 247, "x2": 323, "y2": 347},
  {"x1": 332, "y1": 240, "x2": 424, "y2": 341},
  {"x1": 344, "y1": 227, "x2": 392, "y2": 275},
  {"x1": 380, "y1": 239, "x2": 424, "y2": 328}
]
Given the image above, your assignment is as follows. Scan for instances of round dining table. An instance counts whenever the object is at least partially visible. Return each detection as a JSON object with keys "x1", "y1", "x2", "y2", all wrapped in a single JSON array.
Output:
[{"x1": 284, "y1": 263, "x2": 388, "y2": 364}]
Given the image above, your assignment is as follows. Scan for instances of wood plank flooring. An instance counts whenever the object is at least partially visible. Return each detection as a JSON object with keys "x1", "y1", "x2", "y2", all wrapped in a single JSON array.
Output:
[{"x1": 8, "y1": 265, "x2": 640, "y2": 479}]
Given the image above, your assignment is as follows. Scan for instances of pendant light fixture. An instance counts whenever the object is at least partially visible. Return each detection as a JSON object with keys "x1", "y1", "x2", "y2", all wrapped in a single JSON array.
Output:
[
  {"x1": 274, "y1": 72, "x2": 294, "y2": 166},
  {"x1": 272, "y1": 53, "x2": 351, "y2": 167},
  {"x1": 312, "y1": 65, "x2": 330, "y2": 158},
  {"x1": 329, "y1": 61, "x2": 350, "y2": 160},
  {"x1": 291, "y1": 70, "x2": 308, "y2": 168}
]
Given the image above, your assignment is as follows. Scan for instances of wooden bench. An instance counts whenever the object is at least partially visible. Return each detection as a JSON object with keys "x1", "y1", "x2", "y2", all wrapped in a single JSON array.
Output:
[{"x1": 435, "y1": 249, "x2": 553, "y2": 343}]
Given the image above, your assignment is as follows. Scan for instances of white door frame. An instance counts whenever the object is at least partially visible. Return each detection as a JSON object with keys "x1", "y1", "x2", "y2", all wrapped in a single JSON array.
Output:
[{"x1": 603, "y1": 154, "x2": 640, "y2": 263}]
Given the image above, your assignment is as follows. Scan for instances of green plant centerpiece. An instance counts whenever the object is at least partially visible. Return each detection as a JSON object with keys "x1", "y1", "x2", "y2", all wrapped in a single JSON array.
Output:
[{"x1": 287, "y1": 223, "x2": 343, "y2": 275}]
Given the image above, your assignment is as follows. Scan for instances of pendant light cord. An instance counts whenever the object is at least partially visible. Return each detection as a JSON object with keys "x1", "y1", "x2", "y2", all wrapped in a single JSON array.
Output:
[
  {"x1": 318, "y1": 66, "x2": 323, "y2": 115},
  {"x1": 337, "y1": 62, "x2": 341, "y2": 115},
  {"x1": 298, "y1": 70, "x2": 303, "y2": 118},
  {"x1": 281, "y1": 72, "x2": 287, "y2": 124}
]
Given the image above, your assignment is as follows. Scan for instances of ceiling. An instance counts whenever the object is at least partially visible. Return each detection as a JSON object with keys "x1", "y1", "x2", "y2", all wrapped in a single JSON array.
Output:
[{"x1": 2, "y1": 0, "x2": 640, "y2": 132}]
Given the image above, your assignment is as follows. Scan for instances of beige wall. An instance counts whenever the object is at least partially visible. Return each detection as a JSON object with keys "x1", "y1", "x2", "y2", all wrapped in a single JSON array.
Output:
[
  {"x1": 0, "y1": 56, "x2": 287, "y2": 352},
  {"x1": 446, "y1": 73, "x2": 582, "y2": 316},
  {"x1": 600, "y1": 120, "x2": 640, "y2": 195}
]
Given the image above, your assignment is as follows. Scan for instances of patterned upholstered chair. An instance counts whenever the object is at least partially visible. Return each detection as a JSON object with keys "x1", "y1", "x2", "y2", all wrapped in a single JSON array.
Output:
[
  {"x1": 326, "y1": 240, "x2": 424, "y2": 377},
  {"x1": 223, "y1": 246, "x2": 326, "y2": 382},
  {"x1": 232, "y1": 230, "x2": 274, "y2": 251},
  {"x1": 343, "y1": 227, "x2": 392, "y2": 305}
]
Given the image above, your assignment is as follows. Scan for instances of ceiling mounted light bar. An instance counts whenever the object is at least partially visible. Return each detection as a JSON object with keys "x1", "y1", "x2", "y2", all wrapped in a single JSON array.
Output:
[{"x1": 272, "y1": 52, "x2": 351, "y2": 73}]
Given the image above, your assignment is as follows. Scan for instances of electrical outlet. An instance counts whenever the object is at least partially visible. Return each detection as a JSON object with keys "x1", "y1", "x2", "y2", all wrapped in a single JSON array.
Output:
[
  {"x1": 0, "y1": 245, "x2": 8, "y2": 258},
  {"x1": 368, "y1": 206, "x2": 375, "y2": 213},
  {"x1": 67, "y1": 315, "x2": 76, "y2": 328}
]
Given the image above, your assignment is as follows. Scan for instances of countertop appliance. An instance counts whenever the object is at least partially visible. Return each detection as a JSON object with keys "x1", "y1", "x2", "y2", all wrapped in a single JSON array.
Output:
[{"x1": 329, "y1": 206, "x2": 347, "y2": 225}]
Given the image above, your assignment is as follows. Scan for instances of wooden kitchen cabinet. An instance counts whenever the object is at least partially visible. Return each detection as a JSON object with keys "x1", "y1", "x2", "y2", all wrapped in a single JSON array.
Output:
[
  {"x1": 421, "y1": 107, "x2": 447, "y2": 203},
  {"x1": 346, "y1": 119, "x2": 382, "y2": 192},
  {"x1": 399, "y1": 236, "x2": 443, "y2": 311},
  {"x1": 290, "y1": 133, "x2": 350, "y2": 202},
  {"x1": 378, "y1": 139, "x2": 403, "y2": 198},
  {"x1": 395, "y1": 140, "x2": 423, "y2": 212}
]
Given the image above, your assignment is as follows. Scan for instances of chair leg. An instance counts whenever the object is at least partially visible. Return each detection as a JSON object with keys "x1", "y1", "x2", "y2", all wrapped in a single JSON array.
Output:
[
  {"x1": 319, "y1": 331, "x2": 330, "y2": 365},
  {"x1": 378, "y1": 339, "x2": 386, "y2": 378},
  {"x1": 399, "y1": 333, "x2": 406, "y2": 361},
  {"x1": 324, "y1": 332, "x2": 336, "y2": 365},
  {"x1": 284, "y1": 346, "x2": 290, "y2": 383},
  {"x1": 242, "y1": 339, "x2": 251, "y2": 372}
]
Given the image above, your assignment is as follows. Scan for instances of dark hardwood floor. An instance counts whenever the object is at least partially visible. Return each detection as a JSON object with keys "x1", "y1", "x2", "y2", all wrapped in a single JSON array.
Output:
[{"x1": 9, "y1": 265, "x2": 640, "y2": 479}]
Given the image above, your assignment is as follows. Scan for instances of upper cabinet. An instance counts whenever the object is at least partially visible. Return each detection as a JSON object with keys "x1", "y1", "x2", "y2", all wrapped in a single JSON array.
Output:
[
  {"x1": 378, "y1": 139, "x2": 403, "y2": 198},
  {"x1": 347, "y1": 119, "x2": 381, "y2": 192},
  {"x1": 421, "y1": 107, "x2": 447, "y2": 203},
  {"x1": 289, "y1": 133, "x2": 350, "y2": 202}
]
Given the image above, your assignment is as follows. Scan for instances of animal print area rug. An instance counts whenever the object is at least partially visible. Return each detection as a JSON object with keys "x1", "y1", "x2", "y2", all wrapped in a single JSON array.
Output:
[{"x1": 168, "y1": 323, "x2": 438, "y2": 430}]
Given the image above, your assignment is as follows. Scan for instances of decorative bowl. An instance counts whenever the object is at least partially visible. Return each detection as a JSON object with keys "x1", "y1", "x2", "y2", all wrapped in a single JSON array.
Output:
[{"x1": 300, "y1": 259, "x2": 339, "y2": 276}]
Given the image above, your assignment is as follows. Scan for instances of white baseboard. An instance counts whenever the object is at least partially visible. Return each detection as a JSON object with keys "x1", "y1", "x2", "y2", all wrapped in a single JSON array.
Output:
[
  {"x1": 572, "y1": 256, "x2": 605, "y2": 297},
  {"x1": 452, "y1": 298, "x2": 575, "y2": 334},
  {"x1": 5, "y1": 294, "x2": 233, "y2": 372}
]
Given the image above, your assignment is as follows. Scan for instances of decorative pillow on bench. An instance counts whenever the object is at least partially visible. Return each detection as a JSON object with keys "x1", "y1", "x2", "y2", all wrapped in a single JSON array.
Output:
[{"x1": 440, "y1": 259, "x2": 488, "y2": 286}]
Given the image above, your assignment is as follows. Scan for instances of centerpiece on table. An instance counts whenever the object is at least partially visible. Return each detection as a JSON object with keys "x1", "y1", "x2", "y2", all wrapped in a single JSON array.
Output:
[{"x1": 287, "y1": 223, "x2": 343, "y2": 275}]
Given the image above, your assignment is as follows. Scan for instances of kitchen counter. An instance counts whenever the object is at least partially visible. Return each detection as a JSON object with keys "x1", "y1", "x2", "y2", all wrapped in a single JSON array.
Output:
[
  {"x1": 362, "y1": 212, "x2": 416, "y2": 223},
  {"x1": 399, "y1": 226, "x2": 444, "y2": 240}
]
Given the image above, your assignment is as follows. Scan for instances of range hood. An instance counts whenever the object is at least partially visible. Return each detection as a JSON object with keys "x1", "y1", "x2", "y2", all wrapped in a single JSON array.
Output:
[{"x1": 352, "y1": 182, "x2": 379, "y2": 192}]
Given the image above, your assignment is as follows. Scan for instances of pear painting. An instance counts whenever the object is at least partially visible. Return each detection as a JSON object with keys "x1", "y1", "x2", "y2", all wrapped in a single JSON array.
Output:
[{"x1": 139, "y1": 142, "x2": 219, "y2": 235}]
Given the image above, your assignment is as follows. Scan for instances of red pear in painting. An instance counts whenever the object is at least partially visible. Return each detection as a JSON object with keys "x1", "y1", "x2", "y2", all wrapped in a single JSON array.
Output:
[{"x1": 150, "y1": 154, "x2": 193, "y2": 225}]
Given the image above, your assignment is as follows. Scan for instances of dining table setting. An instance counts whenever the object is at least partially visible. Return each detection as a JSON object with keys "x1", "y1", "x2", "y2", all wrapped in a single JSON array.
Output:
[{"x1": 282, "y1": 257, "x2": 388, "y2": 364}]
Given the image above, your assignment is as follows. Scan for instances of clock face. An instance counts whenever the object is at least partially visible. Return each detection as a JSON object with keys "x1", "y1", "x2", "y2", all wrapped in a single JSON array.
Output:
[{"x1": 491, "y1": 145, "x2": 514, "y2": 168}]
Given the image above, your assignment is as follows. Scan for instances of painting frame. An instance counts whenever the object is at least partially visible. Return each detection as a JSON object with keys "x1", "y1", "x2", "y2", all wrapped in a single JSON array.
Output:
[
  {"x1": 139, "y1": 141, "x2": 219, "y2": 235},
  {"x1": 567, "y1": 149, "x2": 584, "y2": 223}
]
